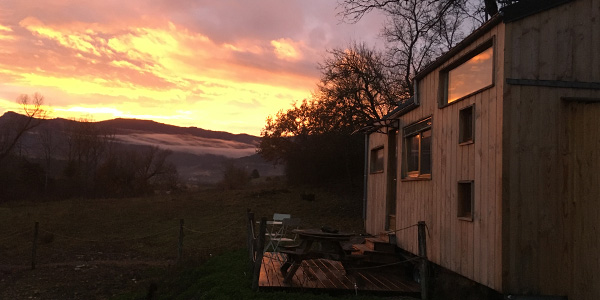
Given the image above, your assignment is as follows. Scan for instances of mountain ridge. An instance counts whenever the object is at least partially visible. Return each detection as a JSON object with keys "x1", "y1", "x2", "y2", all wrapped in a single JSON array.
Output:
[{"x1": 0, "y1": 111, "x2": 282, "y2": 184}]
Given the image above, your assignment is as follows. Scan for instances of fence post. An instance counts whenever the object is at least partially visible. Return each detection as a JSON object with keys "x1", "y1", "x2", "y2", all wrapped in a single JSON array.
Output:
[
  {"x1": 31, "y1": 221, "x2": 39, "y2": 270},
  {"x1": 178, "y1": 219, "x2": 184, "y2": 263},
  {"x1": 418, "y1": 221, "x2": 429, "y2": 300},
  {"x1": 252, "y1": 217, "x2": 266, "y2": 291},
  {"x1": 246, "y1": 209, "x2": 255, "y2": 272}
]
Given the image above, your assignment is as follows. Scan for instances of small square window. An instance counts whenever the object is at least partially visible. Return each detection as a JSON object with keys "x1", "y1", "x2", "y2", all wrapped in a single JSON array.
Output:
[
  {"x1": 370, "y1": 147, "x2": 384, "y2": 173},
  {"x1": 459, "y1": 105, "x2": 474, "y2": 144},
  {"x1": 457, "y1": 181, "x2": 474, "y2": 221}
]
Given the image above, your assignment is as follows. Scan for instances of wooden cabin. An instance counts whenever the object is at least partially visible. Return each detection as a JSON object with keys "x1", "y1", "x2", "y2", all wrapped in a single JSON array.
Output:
[{"x1": 364, "y1": 0, "x2": 600, "y2": 298}]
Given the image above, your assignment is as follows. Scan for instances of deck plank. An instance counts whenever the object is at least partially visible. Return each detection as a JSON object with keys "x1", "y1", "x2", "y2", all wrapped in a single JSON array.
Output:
[{"x1": 258, "y1": 252, "x2": 419, "y2": 295}]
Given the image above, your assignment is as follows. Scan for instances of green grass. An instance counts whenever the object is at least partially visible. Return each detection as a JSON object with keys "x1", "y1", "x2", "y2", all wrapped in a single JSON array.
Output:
[
  {"x1": 116, "y1": 249, "x2": 409, "y2": 300},
  {"x1": 1, "y1": 184, "x2": 402, "y2": 299}
]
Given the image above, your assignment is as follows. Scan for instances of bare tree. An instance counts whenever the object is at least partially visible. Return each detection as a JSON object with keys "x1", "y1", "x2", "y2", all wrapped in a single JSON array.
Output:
[
  {"x1": 39, "y1": 125, "x2": 58, "y2": 192},
  {"x1": 337, "y1": 0, "x2": 519, "y2": 96},
  {"x1": 317, "y1": 42, "x2": 401, "y2": 122},
  {"x1": 0, "y1": 93, "x2": 47, "y2": 164}
]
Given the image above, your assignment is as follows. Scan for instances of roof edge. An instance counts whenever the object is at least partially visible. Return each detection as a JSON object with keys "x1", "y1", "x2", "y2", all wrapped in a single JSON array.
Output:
[
  {"x1": 502, "y1": 0, "x2": 574, "y2": 23},
  {"x1": 414, "y1": 15, "x2": 503, "y2": 81}
]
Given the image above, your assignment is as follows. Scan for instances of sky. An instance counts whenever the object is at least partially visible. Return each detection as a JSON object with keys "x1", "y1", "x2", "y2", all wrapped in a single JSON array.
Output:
[{"x1": 0, "y1": 0, "x2": 385, "y2": 135}]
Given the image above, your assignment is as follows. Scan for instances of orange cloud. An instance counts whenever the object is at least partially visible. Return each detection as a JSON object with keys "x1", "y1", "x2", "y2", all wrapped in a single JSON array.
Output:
[{"x1": 271, "y1": 38, "x2": 303, "y2": 61}]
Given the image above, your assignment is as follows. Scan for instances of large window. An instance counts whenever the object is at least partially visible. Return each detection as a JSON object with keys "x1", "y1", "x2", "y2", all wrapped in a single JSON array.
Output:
[
  {"x1": 441, "y1": 40, "x2": 494, "y2": 106},
  {"x1": 402, "y1": 117, "x2": 432, "y2": 179}
]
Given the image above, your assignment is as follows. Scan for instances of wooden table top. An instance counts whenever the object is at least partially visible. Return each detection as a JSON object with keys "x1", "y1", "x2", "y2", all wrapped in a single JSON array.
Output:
[{"x1": 292, "y1": 229, "x2": 354, "y2": 240}]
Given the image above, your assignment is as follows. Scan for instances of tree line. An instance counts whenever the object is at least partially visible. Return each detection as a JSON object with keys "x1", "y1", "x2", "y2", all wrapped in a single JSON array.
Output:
[
  {"x1": 257, "y1": 0, "x2": 519, "y2": 188},
  {"x1": 0, "y1": 94, "x2": 178, "y2": 201}
]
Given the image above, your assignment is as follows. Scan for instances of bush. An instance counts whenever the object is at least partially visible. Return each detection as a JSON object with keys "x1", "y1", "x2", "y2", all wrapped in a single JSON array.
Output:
[{"x1": 219, "y1": 162, "x2": 250, "y2": 190}]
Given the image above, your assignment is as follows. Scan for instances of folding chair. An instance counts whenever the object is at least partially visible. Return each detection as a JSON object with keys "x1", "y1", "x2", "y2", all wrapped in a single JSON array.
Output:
[
  {"x1": 270, "y1": 217, "x2": 301, "y2": 251},
  {"x1": 264, "y1": 213, "x2": 290, "y2": 252}
]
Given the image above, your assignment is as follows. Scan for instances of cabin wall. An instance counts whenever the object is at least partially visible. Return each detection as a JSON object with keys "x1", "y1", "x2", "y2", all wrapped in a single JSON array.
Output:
[
  {"x1": 365, "y1": 131, "x2": 389, "y2": 234},
  {"x1": 393, "y1": 23, "x2": 505, "y2": 291},
  {"x1": 502, "y1": 0, "x2": 600, "y2": 298}
]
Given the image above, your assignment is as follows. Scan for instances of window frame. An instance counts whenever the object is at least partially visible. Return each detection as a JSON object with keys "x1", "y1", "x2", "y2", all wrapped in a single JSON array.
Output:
[
  {"x1": 457, "y1": 180, "x2": 474, "y2": 221},
  {"x1": 459, "y1": 104, "x2": 475, "y2": 145},
  {"x1": 401, "y1": 117, "x2": 432, "y2": 180},
  {"x1": 439, "y1": 38, "x2": 495, "y2": 108},
  {"x1": 370, "y1": 146, "x2": 385, "y2": 174}
]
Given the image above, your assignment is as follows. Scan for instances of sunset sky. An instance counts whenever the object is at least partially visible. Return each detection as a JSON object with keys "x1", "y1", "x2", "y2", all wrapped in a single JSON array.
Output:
[{"x1": 0, "y1": 0, "x2": 384, "y2": 135}]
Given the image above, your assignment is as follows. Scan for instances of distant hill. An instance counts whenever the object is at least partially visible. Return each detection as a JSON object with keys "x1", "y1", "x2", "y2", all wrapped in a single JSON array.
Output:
[
  {"x1": 0, "y1": 111, "x2": 282, "y2": 184},
  {"x1": 97, "y1": 118, "x2": 259, "y2": 145}
]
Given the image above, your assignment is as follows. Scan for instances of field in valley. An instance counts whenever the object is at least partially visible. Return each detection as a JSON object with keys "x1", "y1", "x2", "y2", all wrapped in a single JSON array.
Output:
[{"x1": 0, "y1": 183, "x2": 375, "y2": 299}]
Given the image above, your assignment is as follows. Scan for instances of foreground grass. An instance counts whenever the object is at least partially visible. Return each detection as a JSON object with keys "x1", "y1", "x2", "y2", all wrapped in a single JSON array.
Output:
[
  {"x1": 117, "y1": 249, "x2": 406, "y2": 300},
  {"x1": 1, "y1": 184, "x2": 395, "y2": 299}
]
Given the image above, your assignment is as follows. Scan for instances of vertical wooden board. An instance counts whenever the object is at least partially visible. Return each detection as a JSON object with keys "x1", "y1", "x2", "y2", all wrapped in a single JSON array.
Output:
[
  {"x1": 473, "y1": 92, "x2": 483, "y2": 284},
  {"x1": 486, "y1": 88, "x2": 497, "y2": 288},
  {"x1": 568, "y1": 103, "x2": 583, "y2": 299},
  {"x1": 431, "y1": 70, "x2": 439, "y2": 263},
  {"x1": 513, "y1": 14, "x2": 540, "y2": 79},
  {"x1": 553, "y1": 4, "x2": 574, "y2": 80},
  {"x1": 536, "y1": 7, "x2": 556, "y2": 80},
  {"x1": 586, "y1": 102, "x2": 600, "y2": 300},
  {"x1": 439, "y1": 100, "x2": 449, "y2": 267},
  {"x1": 494, "y1": 23, "x2": 505, "y2": 292},
  {"x1": 536, "y1": 90, "x2": 561, "y2": 293},
  {"x1": 593, "y1": 0, "x2": 600, "y2": 81},
  {"x1": 571, "y1": 0, "x2": 592, "y2": 82},
  {"x1": 479, "y1": 86, "x2": 490, "y2": 287},
  {"x1": 467, "y1": 100, "x2": 476, "y2": 280},
  {"x1": 557, "y1": 96, "x2": 573, "y2": 297},
  {"x1": 570, "y1": 102, "x2": 600, "y2": 300},
  {"x1": 505, "y1": 85, "x2": 521, "y2": 292},
  {"x1": 518, "y1": 86, "x2": 541, "y2": 293},
  {"x1": 450, "y1": 102, "x2": 459, "y2": 273}
]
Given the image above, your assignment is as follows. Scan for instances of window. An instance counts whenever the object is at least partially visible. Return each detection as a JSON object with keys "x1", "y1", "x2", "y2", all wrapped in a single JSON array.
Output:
[
  {"x1": 370, "y1": 147, "x2": 384, "y2": 173},
  {"x1": 402, "y1": 117, "x2": 432, "y2": 179},
  {"x1": 459, "y1": 105, "x2": 474, "y2": 144},
  {"x1": 457, "y1": 181, "x2": 474, "y2": 221},
  {"x1": 441, "y1": 40, "x2": 494, "y2": 106}
]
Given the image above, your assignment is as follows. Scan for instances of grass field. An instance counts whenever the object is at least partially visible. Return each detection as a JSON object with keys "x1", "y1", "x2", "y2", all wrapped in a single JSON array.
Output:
[{"x1": 0, "y1": 183, "x2": 406, "y2": 299}]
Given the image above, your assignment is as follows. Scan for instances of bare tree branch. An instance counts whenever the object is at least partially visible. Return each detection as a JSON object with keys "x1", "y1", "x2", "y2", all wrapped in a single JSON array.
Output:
[{"x1": 0, "y1": 93, "x2": 47, "y2": 164}]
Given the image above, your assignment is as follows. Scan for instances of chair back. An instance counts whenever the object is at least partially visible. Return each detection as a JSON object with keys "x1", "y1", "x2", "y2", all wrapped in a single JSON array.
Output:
[{"x1": 273, "y1": 213, "x2": 291, "y2": 221}]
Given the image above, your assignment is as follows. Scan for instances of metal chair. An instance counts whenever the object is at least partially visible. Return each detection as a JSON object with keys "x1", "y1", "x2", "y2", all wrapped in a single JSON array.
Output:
[{"x1": 264, "y1": 213, "x2": 290, "y2": 252}]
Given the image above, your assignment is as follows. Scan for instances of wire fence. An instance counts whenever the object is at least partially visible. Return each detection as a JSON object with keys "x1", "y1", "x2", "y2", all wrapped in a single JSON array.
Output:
[{"x1": 0, "y1": 217, "x2": 245, "y2": 270}]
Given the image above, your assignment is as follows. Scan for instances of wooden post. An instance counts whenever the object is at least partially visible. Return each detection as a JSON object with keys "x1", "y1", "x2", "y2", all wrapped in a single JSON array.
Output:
[
  {"x1": 246, "y1": 209, "x2": 255, "y2": 272},
  {"x1": 31, "y1": 222, "x2": 39, "y2": 270},
  {"x1": 178, "y1": 219, "x2": 184, "y2": 263},
  {"x1": 418, "y1": 221, "x2": 429, "y2": 300},
  {"x1": 252, "y1": 217, "x2": 266, "y2": 291}
]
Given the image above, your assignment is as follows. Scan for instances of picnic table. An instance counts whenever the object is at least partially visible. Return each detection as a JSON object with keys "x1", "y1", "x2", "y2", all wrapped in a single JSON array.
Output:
[{"x1": 279, "y1": 228, "x2": 361, "y2": 283}]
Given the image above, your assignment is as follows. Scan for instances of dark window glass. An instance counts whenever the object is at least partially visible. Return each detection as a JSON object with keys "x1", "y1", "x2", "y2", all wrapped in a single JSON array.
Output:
[
  {"x1": 370, "y1": 147, "x2": 384, "y2": 173},
  {"x1": 459, "y1": 105, "x2": 474, "y2": 144},
  {"x1": 457, "y1": 181, "x2": 474, "y2": 220},
  {"x1": 420, "y1": 129, "x2": 432, "y2": 175},
  {"x1": 406, "y1": 135, "x2": 420, "y2": 174},
  {"x1": 402, "y1": 117, "x2": 432, "y2": 179}
]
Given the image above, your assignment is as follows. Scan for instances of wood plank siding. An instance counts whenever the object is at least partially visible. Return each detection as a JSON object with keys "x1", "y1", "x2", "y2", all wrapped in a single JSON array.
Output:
[
  {"x1": 502, "y1": 0, "x2": 600, "y2": 298},
  {"x1": 366, "y1": 22, "x2": 506, "y2": 291},
  {"x1": 364, "y1": 0, "x2": 600, "y2": 297},
  {"x1": 366, "y1": 131, "x2": 390, "y2": 234}
]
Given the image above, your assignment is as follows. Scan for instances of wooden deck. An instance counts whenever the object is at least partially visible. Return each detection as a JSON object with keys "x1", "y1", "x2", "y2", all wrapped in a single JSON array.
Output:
[{"x1": 258, "y1": 252, "x2": 420, "y2": 296}]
